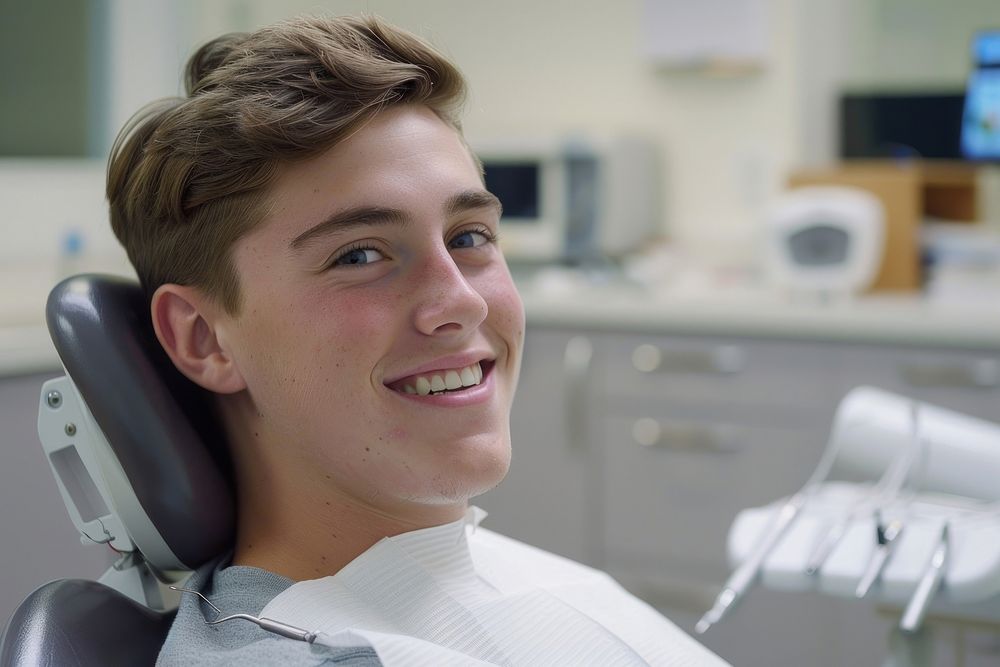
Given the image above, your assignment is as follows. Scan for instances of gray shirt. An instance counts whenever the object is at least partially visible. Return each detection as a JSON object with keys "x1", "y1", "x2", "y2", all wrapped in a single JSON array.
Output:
[{"x1": 156, "y1": 557, "x2": 382, "y2": 666}]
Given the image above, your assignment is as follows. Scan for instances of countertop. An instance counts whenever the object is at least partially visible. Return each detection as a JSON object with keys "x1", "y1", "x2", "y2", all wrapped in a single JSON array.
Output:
[
  {"x1": 3, "y1": 266, "x2": 1000, "y2": 378},
  {"x1": 519, "y1": 281, "x2": 1000, "y2": 348},
  {"x1": 0, "y1": 260, "x2": 132, "y2": 377}
]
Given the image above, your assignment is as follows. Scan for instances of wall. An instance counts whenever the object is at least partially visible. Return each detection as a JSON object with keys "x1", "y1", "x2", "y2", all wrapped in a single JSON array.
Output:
[
  {"x1": 186, "y1": 0, "x2": 801, "y2": 262},
  {"x1": 179, "y1": 0, "x2": 1000, "y2": 259},
  {"x1": 3, "y1": 0, "x2": 998, "y2": 269},
  {"x1": 842, "y1": 0, "x2": 996, "y2": 88},
  {"x1": 0, "y1": 0, "x2": 184, "y2": 273}
]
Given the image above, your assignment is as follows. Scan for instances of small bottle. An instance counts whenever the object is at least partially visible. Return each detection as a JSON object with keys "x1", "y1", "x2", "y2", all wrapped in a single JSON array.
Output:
[{"x1": 58, "y1": 228, "x2": 86, "y2": 279}]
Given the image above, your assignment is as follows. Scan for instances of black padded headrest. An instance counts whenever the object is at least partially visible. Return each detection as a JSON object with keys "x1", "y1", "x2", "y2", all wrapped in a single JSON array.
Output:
[
  {"x1": 0, "y1": 579, "x2": 175, "y2": 667},
  {"x1": 46, "y1": 274, "x2": 234, "y2": 569}
]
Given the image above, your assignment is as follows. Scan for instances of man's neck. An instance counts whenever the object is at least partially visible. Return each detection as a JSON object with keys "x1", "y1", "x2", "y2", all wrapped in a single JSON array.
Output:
[
  {"x1": 217, "y1": 396, "x2": 469, "y2": 580},
  {"x1": 230, "y1": 472, "x2": 467, "y2": 581}
]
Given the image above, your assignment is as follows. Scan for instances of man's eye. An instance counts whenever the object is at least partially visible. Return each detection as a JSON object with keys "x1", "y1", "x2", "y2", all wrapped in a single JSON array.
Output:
[
  {"x1": 450, "y1": 228, "x2": 496, "y2": 250},
  {"x1": 333, "y1": 246, "x2": 385, "y2": 267}
]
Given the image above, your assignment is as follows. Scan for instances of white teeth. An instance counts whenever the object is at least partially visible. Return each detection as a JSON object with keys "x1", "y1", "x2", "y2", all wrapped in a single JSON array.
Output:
[{"x1": 399, "y1": 362, "x2": 485, "y2": 396}]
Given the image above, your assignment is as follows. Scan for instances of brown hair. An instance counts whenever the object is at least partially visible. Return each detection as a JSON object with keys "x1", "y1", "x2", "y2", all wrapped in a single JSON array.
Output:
[{"x1": 108, "y1": 15, "x2": 468, "y2": 313}]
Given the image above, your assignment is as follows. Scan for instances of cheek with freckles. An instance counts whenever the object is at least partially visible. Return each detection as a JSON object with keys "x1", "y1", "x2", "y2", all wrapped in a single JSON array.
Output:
[
  {"x1": 306, "y1": 283, "x2": 403, "y2": 341},
  {"x1": 477, "y1": 273, "x2": 525, "y2": 355}
]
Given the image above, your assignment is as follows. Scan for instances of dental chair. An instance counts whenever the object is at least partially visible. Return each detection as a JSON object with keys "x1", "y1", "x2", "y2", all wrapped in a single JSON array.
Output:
[{"x1": 0, "y1": 274, "x2": 235, "y2": 666}]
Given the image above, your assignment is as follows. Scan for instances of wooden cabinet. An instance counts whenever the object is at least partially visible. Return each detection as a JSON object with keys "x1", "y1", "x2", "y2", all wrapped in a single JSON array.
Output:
[
  {"x1": 479, "y1": 324, "x2": 1000, "y2": 666},
  {"x1": 788, "y1": 161, "x2": 982, "y2": 292}
]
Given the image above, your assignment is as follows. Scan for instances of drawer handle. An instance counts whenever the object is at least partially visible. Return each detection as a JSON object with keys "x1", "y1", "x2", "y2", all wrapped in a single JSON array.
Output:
[
  {"x1": 631, "y1": 344, "x2": 745, "y2": 375},
  {"x1": 631, "y1": 418, "x2": 740, "y2": 453},
  {"x1": 899, "y1": 359, "x2": 1000, "y2": 389},
  {"x1": 564, "y1": 336, "x2": 594, "y2": 454}
]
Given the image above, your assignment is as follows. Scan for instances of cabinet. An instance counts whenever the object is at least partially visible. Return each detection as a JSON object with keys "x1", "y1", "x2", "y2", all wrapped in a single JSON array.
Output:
[
  {"x1": 478, "y1": 324, "x2": 1000, "y2": 667},
  {"x1": 789, "y1": 161, "x2": 981, "y2": 291},
  {"x1": 476, "y1": 329, "x2": 598, "y2": 565}
]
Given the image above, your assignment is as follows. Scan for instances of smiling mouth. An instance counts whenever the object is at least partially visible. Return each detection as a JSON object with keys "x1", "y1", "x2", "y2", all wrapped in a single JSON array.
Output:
[{"x1": 387, "y1": 361, "x2": 493, "y2": 396}]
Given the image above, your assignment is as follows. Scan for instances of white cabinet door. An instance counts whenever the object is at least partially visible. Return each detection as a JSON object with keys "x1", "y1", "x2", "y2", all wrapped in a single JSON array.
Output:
[
  {"x1": 598, "y1": 413, "x2": 889, "y2": 667},
  {"x1": 835, "y1": 344, "x2": 1000, "y2": 422},
  {"x1": 475, "y1": 328, "x2": 598, "y2": 565},
  {"x1": 600, "y1": 414, "x2": 822, "y2": 584},
  {"x1": 597, "y1": 335, "x2": 871, "y2": 667},
  {"x1": 601, "y1": 333, "x2": 841, "y2": 427}
]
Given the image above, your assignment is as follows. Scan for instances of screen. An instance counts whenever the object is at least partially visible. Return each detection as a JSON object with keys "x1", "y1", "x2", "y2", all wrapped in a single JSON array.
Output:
[
  {"x1": 787, "y1": 225, "x2": 850, "y2": 267},
  {"x1": 962, "y1": 31, "x2": 1000, "y2": 160},
  {"x1": 483, "y1": 163, "x2": 540, "y2": 221},
  {"x1": 840, "y1": 92, "x2": 965, "y2": 160}
]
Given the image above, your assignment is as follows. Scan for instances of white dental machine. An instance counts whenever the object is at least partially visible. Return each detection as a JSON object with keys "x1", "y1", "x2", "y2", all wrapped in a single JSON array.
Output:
[{"x1": 698, "y1": 386, "x2": 1000, "y2": 666}]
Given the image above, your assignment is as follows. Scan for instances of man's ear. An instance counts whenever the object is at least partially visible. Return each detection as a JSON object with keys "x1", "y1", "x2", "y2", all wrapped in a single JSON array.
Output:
[{"x1": 151, "y1": 284, "x2": 247, "y2": 394}]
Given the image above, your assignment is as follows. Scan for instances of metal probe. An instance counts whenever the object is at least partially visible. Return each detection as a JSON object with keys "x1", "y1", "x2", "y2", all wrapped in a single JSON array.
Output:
[
  {"x1": 171, "y1": 585, "x2": 320, "y2": 643},
  {"x1": 899, "y1": 523, "x2": 950, "y2": 634},
  {"x1": 855, "y1": 510, "x2": 904, "y2": 598},
  {"x1": 695, "y1": 492, "x2": 808, "y2": 634}
]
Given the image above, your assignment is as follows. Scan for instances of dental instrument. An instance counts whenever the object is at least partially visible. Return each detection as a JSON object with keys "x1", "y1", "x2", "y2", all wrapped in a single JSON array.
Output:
[
  {"x1": 899, "y1": 522, "x2": 951, "y2": 634},
  {"x1": 854, "y1": 401, "x2": 924, "y2": 598},
  {"x1": 171, "y1": 586, "x2": 321, "y2": 643},
  {"x1": 695, "y1": 491, "x2": 808, "y2": 634},
  {"x1": 807, "y1": 400, "x2": 923, "y2": 579},
  {"x1": 696, "y1": 408, "x2": 856, "y2": 634},
  {"x1": 695, "y1": 394, "x2": 873, "y2": 635},
  {"x1": 855, "y1": 510, "x2": 904, "y2": 598},
  {"x1": 804, "y1": 516, "x2": 849, "y2": 576}
]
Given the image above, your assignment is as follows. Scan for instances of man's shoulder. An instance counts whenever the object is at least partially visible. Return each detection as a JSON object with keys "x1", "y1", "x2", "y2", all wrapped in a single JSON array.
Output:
[
  {"x1": 158, "y1": 635, "x2": 381, "y2": 667},
  {"x1": 157, "y1": 556, "x2": 382, "y2": 666}
]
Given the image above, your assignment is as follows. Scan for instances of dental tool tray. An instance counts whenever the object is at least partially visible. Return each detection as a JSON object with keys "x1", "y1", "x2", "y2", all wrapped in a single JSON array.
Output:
[
  {"x1": 724, "y1": 386, "x2": 1000, "y2": 626},
  {"x1": 728, "y1": 483, "x2": 1000, "y2": 623}
]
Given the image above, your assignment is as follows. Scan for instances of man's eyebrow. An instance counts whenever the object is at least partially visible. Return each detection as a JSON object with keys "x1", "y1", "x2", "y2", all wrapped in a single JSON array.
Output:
[
  {"x1": 288, "y1": 190, "x2": 503, "y2": 252},
  {"x1": 289, "y1": 207, "x2": 408, "y2": 251},
  {"x1": 445, "y1": 190, "x2": 503, "y2": 217}
]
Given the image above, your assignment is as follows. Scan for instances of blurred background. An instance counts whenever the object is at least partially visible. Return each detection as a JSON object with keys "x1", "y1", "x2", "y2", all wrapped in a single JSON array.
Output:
[{"x1": 3, "y1": 1, "x2": 1000, "y2": 665}]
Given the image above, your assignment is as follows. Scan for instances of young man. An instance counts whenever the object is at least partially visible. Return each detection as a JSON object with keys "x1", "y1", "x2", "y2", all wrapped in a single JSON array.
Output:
[{"x1": 109, "y1": 15, "x2": 727, "y2": 666}]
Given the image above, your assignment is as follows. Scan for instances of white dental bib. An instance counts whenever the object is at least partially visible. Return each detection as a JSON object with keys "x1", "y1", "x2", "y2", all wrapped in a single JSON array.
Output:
[{"x1": 260, "y1": 507, "x2": 727, "y2": 666}]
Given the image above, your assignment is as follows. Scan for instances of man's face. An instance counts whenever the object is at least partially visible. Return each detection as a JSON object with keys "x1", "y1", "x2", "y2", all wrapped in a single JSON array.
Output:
[{"x1": 220, "y1": 105, "x2": 524, "y2": 513}]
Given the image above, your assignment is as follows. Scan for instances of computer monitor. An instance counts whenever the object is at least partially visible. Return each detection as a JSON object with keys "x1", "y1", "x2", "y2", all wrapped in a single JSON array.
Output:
[
  {"x1": 839, "y1": 92, "x2": 965, "y2": 160},
  {"x1": 961, "y1": 30, "x2": 1000, "y2": 161}
]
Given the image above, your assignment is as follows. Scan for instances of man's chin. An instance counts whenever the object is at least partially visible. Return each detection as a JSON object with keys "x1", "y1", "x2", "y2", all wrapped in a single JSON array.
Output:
[{"x1": 409, "y1": 450, "x2": 511, "y2": 506}]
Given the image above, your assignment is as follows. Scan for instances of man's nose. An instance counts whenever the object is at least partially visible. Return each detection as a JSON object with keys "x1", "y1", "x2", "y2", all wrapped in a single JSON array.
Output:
[{"x1": 411, "y1": 247, "x2": 488, "y2": 337}]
